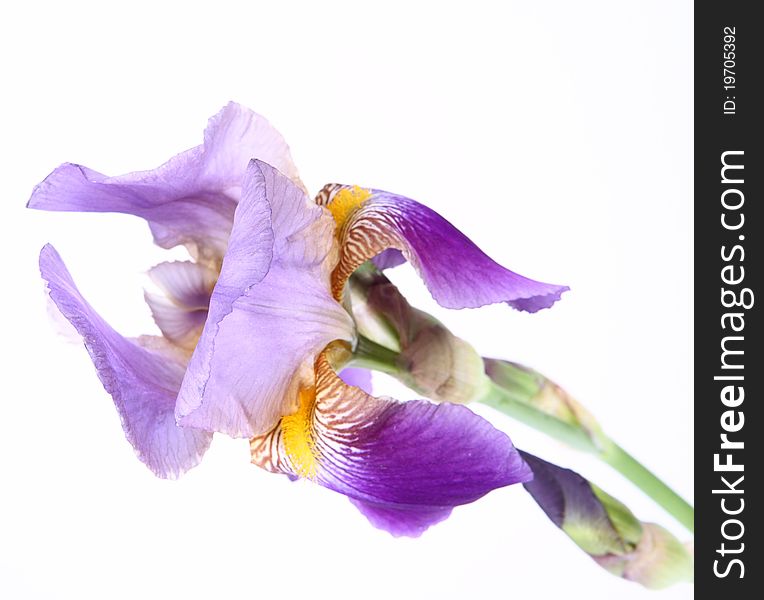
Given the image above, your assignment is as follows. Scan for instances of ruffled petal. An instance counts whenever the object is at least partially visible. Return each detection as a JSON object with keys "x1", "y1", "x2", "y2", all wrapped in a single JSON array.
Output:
[
  {"x1": 317, "y1": 184, "x2": 568, "y2": 312},
  {"x1": 28, "y1": 103, "x2": 304, "y2": 263},
  {"x1": 177, "y1": 161, "x2": 354, "y2": 438},
  {"x1": 251, "y1": 353, "x2": 531, "y2": 537},
  {"x1": 39, "y1": 245, "x2": 212, "y2": 478},
  {"x1": 201, "y1": 102, "x2": 304, "y2": 193},
  {"x1": 144, "y1": 261, "x2": 217, "y2": 350}
]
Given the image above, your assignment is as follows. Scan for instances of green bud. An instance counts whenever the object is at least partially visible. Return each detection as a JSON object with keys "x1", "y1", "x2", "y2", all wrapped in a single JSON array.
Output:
[
  {"x1": 522, "y1": 452, "x2": 693, "y2": 589},
  {"x1": 593, "y1": 522, "x2": 694, "y2": 589},
  {"x1": 484, "y1": 358, "x2": 608, "y2": 451},
  {"x1": 397, "y1": 314, "x2": 489, "y2": 403},
  {"x1": 348, "y1": 269, "x2": 489, "y2": 403}
]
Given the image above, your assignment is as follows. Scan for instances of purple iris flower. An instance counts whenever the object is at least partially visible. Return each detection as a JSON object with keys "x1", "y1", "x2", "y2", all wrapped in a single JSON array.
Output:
[{"x1": 30, "y1": 103, "x2": 569, "y2": 536}]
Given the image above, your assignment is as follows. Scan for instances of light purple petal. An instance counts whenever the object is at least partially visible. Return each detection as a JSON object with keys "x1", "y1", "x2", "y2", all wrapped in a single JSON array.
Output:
[
  {"x1": 39, "y1": 244, "x2": 212, "y2": 478},
  {"x1": 251, "y1": 354, "x2": 531, "y2": 537},
  {"x1": 28, "y1": 103, "x2": 304, "y2": 263},
  {"x1": 338, "y1": 367, "x2": 373, "y2": 394},
  {"x1": 200, "y1": 102, "x2": 304, "y2": 192},
  {"x1": 318, "y1": 185, "x2": 568, "y2": 312},
  {"x1": 148, "y1": 261, "x2": 218, "y2": 308},
  {"x1": 371, "y1": 248, "x2": 406, "y2": 270},
  {"x1": 145, "y1": 261, "x2": 217, "y2": 349},
  {"x1": 177, "y1": 161, "x2": 354, "y2": 438}
]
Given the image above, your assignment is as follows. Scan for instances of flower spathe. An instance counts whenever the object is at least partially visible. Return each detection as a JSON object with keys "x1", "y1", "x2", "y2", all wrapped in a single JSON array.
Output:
[{"x1": 29, "y1": 102, "x2": 569, "y2": 535}]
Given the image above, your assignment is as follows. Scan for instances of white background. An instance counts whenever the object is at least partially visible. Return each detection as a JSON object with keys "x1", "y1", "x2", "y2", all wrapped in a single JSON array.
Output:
[{"x1": 0, "y1": 1, "x2": 692, "y2": 599}]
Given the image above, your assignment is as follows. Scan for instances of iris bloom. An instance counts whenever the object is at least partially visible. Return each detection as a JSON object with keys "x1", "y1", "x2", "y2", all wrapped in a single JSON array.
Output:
[{"x1": 30, "y1": 103, "x2": 568, "y2": 536}]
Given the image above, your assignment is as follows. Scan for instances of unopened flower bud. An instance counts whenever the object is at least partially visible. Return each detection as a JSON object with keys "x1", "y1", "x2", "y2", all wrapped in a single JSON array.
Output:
[
  {"x1": 348, "y1": 269, "x2": 489, "y2": 403},
  {"x1": 521, "y1": 452, "x2": 693, "y2": 589},
  {"x1": 397, "y1": 314, "x2": 489, "y2": 404},
  {"x1": 485, "y1": 359, "x2": 607, "y2": 451}
]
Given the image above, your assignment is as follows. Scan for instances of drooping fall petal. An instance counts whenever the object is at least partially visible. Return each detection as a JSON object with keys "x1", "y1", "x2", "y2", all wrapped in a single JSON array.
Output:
[
  {"x1": 28, "y1": 103, "x2": 304, "y2": 264},
  {"x1": 251, "y1": 352, "x2": 532, "y2": 537},
  {"x1": 317, "y1": 184, "x2": 568, "y2": 312},
  {"x1": 177, "y1": 160, "x2": 354, "y2": 438},
  {"x1": 40, "y1": 244, "x2": 212, "y2": 478}
]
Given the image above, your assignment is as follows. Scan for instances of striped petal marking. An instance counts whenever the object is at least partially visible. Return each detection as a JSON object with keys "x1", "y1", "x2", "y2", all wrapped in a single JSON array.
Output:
[
  {"x1": 316, "y1": 183, "x2": 569, "y2": 312},
  {"x1": 251, "y1": 351, "x2": 532, "y2": 536}
]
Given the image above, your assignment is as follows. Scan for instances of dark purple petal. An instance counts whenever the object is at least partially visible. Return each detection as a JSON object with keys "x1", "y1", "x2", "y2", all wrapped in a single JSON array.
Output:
[
  {"x1": 251, "y1": 354, "x2": 531, "y2": 536},
  {"x1": 319, "y1": 400, "x2": 530, "y2": 511},
  {"x1": 28, "y1": 103, "x2": 304, "y2": 263},
  {"x1": 39, "y1": 245, "x2": 211, "y2": 478},
  {"x1": 520, "y1": 451, "x2": 606, "y2": 528},
  {"x1": 318, "y1": 185, "x2": 568, "y2": 312},
  {"x1": 349, "y1": 498, "x2": 452, "y2": 538},
  {"x1": 177, "y1": 161, "x2": 353, "y2": 438}
]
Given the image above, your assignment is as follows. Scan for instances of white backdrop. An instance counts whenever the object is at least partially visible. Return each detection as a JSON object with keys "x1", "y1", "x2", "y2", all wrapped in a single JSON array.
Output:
[{"x1": 0, "y1": 1, "x2": 692, "y2": 598}]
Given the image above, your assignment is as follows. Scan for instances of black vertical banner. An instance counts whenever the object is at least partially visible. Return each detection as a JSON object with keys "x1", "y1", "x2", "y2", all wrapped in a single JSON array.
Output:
[{"x1": 696, "y1": 2, "x2": 761, "y2": 595}]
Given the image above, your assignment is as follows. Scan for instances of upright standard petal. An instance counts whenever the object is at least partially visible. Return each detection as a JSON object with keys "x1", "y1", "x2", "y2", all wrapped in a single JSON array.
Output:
[
  {"x1": 251, "y1": 352, "x2": 532, "y2": 537},
  {"x1": 28, "y1": 103, "x2": 304, "y2": 263},
  {"x1": 177, "y1": 161, "x2": 354, "y2": 438},
  {"x1": 317, "y1": 184, "x2": 568, "y2": 312},
  {"x1": 39, "y1": 245, "x2": 212, "y2": 478},
  {"x1": 144, "y1": 261, "x2": 218, "y2": 350}
]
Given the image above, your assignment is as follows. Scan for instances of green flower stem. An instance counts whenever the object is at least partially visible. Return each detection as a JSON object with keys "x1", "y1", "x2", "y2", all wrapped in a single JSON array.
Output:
[
  {"x1": 478, "y1": 380, "x2": 601, "y2": 453},
  {"x1": 351, "y1": 334, "x2": 694, "y2": 534},
  {"x1": 476, "y1": 381, "x2": 694, "y2": 534},
  {"x1": 600, "y1": 442, "x2": 695, "y2": 534},
  {"x1": 350, "y1": 335, "x2": 405, "y2": 377}
]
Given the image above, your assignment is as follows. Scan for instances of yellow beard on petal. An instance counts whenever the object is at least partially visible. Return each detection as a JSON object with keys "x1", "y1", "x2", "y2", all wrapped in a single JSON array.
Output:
[
  {"x1": 281, "y1": 387, "x2": 319, "y2": 479},
  {"x1": 327, "y1": 186, "x2": 372, "y2": 234}
]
